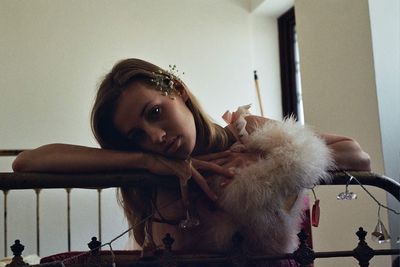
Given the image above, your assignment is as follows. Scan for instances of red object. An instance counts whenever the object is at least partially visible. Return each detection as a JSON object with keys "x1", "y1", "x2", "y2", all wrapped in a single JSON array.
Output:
[
  {"x1": 311, "y1": 199, "x2": 320, "y2": 227},
  {"x1": 302, "y1": 196, "x2": 313, "y2": 248}
]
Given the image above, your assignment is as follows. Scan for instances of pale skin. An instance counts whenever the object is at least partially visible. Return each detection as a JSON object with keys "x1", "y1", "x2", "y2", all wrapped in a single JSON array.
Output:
[{"x1": 12, "y1": 82, "x2": 371, "y2": 202}]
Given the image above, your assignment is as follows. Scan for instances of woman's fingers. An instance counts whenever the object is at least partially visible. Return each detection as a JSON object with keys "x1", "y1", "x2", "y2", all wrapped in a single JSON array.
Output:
[
  {"x1": 151, "y1": 156, "x2": 220, "y2": 202},
  {"x1": 155, "y1": 156, "x2": 191, "y2": 178},
  {"x1": 210, "y1": 158, "x2": 231, "y2": 166},
  {"x1": 192, "y1": 158, "x2": 234, "y2": 178},
  {"x1": 190, "y1": 167, "x2": 218, "y2": 201},
  {"x1": 194, "y1": 150, "x2": 232, "y2": 161},
  {"x1": 156, "y1": 156, "x2": 218, "y2": 201}
]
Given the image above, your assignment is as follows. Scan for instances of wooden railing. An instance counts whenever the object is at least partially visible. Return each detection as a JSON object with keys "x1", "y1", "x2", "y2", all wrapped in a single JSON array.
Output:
[
  {"x1": 1, "y1": 171, "x2": 399, "y2": 200},
  {"x1": 0, "y1": 149, "x2": 399, "y2": 266}
]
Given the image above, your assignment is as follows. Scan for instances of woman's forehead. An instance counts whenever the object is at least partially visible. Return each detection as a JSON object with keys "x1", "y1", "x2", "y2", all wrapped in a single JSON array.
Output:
[{"x1": 113, "y1": 84, "x2": 155, "y2": 133}]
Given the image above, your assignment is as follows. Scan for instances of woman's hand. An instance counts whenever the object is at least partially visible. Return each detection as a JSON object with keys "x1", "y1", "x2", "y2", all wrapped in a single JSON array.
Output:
[
  {"x1": 195, "y1": 150, "x2": 260, "y2": 170},
  {"x1": 144, "y1": 154, "x2": 234, "y2": 204},
  {"x1": 195, "y1": 150, "x2": 260, "y2": 187}
]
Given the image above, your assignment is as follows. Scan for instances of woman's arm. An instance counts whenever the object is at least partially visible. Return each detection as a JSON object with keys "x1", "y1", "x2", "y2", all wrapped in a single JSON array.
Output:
[
  {"x1": 12, "y1": 143, "x2": 149, "y2": 173},
  {"x1": 12, "y1": 143, "x2": 233, "y2": 201},
  {"x1": 225, "y1": 115, "x2": 371, "y2": 172},
  {"x1": 319, "y1": 133, "x2": 371, "y2": 171}
]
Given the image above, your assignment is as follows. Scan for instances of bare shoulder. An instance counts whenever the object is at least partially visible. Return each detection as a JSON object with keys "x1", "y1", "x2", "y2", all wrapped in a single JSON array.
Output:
[
  {"x1": 318, "y1": 133, "x2": 371, "y2": 171},
  {"x1": 244, "y1": 115, "x2": 275, "y2": 134},
  {"x1": 318, "y1": 133, "x2": 355, "y2": 145}
]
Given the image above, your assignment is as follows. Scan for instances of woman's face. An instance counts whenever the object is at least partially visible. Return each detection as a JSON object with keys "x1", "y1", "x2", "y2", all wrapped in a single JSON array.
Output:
[{"x1": 113, "y1": 82, "x2": 197, "y2": 159}]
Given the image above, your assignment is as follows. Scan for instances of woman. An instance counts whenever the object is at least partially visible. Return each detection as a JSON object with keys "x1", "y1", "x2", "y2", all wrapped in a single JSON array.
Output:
[{"x1": 12, "y1": 58, "x2": 370, "y2": 260}]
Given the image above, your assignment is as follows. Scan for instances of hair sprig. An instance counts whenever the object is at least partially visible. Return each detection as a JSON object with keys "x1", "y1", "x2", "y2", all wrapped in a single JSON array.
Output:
[{"x1": 151, "y1": 64, "x2": 184, "y2": 99}]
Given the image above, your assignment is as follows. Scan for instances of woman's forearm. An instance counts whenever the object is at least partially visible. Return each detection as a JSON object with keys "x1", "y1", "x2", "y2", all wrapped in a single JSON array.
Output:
[
  {"x1": 12, "y1": 143, "x2": 148, "y2": 173},
  {"x1": 319, "y1": 134, "x2": 371, "y2": 171},
  {"x1": 243, "y1": 116, "x2": 371, "y2": 171}
]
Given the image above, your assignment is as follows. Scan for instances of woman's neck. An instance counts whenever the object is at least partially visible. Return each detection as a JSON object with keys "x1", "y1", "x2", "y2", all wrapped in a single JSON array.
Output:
[{"x1": 192, "y1": 125, "x2": 236, "y2": 156}]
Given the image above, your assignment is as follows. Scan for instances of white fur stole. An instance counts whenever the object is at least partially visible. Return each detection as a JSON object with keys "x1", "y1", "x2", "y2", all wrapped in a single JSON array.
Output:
[{"x1": 209, "y1": 118, "x2": 334, "y2": 254}]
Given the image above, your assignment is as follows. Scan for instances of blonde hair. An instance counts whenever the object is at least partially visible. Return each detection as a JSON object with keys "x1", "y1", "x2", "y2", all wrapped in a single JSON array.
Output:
[
  {"x1": 91, "y1": 58, "x2": 232, "y2": 245},
  {"x1": 91, "y1": 58, "x2": 230, "y2": 153}
]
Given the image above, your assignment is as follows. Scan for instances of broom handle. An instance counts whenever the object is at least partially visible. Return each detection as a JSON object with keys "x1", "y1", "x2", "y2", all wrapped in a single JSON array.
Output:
[{"x1": 254, "y1": 70, "x2": 264, "y2": 117}]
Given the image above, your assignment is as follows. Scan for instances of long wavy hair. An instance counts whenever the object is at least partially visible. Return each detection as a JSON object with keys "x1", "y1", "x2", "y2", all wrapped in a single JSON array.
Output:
[{"x1": 90, "y1": 58, "x2": 232, "y2": 245}]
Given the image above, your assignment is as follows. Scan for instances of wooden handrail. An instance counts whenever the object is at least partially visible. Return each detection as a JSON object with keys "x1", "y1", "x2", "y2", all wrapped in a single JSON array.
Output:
[
  {"x1": 0, "y1": 171, "x2": 399, "y2": 201},
  {"x1": 0, "y1": 171, "x2": 177, "y2": 190},
  {"x1": 0, "y1": 149, "x2": 26, "y2": 156},
  {"x1": 322, "y1": 171, "x2": 400, "y2": 201}
]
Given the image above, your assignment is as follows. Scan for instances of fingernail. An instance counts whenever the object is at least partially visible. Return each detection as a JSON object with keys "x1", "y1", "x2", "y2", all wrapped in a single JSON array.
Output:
[
  {"x1": 220, "y1": 181, "x2": 227, "y2": 187},
  {"x1": 228, "y1": 167, "x2": 236, "y2": 175},
  {"x1": 213, "y1": 194, "x2": 218, "y2": 201}
]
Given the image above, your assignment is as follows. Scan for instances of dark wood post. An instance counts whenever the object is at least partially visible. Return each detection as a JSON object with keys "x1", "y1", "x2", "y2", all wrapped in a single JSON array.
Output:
[
  {"x1": 230, "y1": 232, "x2": 247, "y2": 267},
  {"x1": 353, "y1": 227, "x2": 374, "y2": 267},
  {"x1": 293, "y1": 229, "x2": 315, "y2": 267},
  {"x1": 161, "y1": 233, "x2": 177, "y2": 267},
  {"x1": 87, "y1": 236, "x2": 102, "y2": 265},
  {"x1": 5, "y1": 240, "x2": 28, "y2": 267}
]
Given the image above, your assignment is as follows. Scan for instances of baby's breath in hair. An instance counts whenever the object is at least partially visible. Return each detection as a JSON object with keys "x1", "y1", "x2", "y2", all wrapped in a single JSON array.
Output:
[{"x1": 151, "y1": 64, "x2": 184, "y2": 99}]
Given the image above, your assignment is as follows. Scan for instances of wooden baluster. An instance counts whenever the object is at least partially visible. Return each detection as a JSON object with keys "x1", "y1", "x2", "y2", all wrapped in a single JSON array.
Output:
[
  {"x1": 65, "y1": 188, "x2": 72, "y2": 252},
  {"x1": 97, "y1": 189, "x2": 102, "y2": 243},
  {"x1": 0, "y1": 150, "x2": 23, "y2": 258},
  {"x1": 161, "y1": 233, "x2": 176, "y2": 267},
  {"x1": 230, "y1": 232, "x2": 247, "y2": 267},
  {"x1": 34, "y1": 189, "x2": 41, "y2": 256},
  {"x1": 3, "y1": 190, "x2": 8, "y2": 257}
]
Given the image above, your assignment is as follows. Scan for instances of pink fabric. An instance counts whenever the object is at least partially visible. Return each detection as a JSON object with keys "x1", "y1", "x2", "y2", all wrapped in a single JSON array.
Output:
[{"x1": 222, "y1": 110, "x2": 243, "y2": 142}]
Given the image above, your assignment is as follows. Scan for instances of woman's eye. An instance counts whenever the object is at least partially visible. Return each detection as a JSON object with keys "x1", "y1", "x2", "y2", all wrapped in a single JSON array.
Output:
[{"x1": 147, "y1": 106, "x2": 162, "y2": 121}]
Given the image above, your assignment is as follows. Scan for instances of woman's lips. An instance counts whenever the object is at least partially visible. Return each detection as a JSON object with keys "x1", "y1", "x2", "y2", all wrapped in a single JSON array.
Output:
[{"x1": 165, "y1": 136, "x2": 181, "y2": 154}]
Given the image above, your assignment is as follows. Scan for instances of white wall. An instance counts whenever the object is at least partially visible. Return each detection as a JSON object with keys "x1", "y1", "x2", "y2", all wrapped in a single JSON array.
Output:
[
  {"x1": 249, "y1": 15, "x2": 283, "y2": 120},
  {"x1": 0, "y1": 0, "x2": 251, "y2": 150},
  {"x1": 368, "y1": 0, "x2": 400, "y2": 253},
  {"x1": 295, "y1": 0, "x2": 391, "y2": 267},
  {"x1": 249, "y1": 0, "x2": 295, "y2": 120},
  {"x1": 0, "y1": 0, "x2": 283, "y2": 258}
]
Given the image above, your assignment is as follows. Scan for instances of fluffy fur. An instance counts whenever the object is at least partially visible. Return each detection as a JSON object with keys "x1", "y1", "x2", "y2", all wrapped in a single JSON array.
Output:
[{"x1": 208, "y1": 118, "x2": 334, "y2": 254}]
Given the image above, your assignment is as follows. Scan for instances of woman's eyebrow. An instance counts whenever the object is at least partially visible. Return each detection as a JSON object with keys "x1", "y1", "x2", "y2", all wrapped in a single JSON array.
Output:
[
  {"x1": 140, "y1": 102, "x2": 151, "y2": 117},
  {"x1": 126, "y1": 101, "x2": 151, "y2": 137}
]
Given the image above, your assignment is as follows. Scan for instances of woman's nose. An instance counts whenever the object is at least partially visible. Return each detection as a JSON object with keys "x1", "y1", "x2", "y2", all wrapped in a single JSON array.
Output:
[{"x1": 145, "y1": 126, "x2": 166, "y2": 144}]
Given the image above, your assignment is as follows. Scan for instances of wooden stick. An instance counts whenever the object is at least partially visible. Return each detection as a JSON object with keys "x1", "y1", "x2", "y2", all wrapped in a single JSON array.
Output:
[{"x1": 254, "y1": 70, "x2": 264, "y2": 117}]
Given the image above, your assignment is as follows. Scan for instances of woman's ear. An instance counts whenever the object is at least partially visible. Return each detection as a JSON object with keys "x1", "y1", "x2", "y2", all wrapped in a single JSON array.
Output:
[{"x1": 176, "y1": 83, "x2": 189, "y2": 101}]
